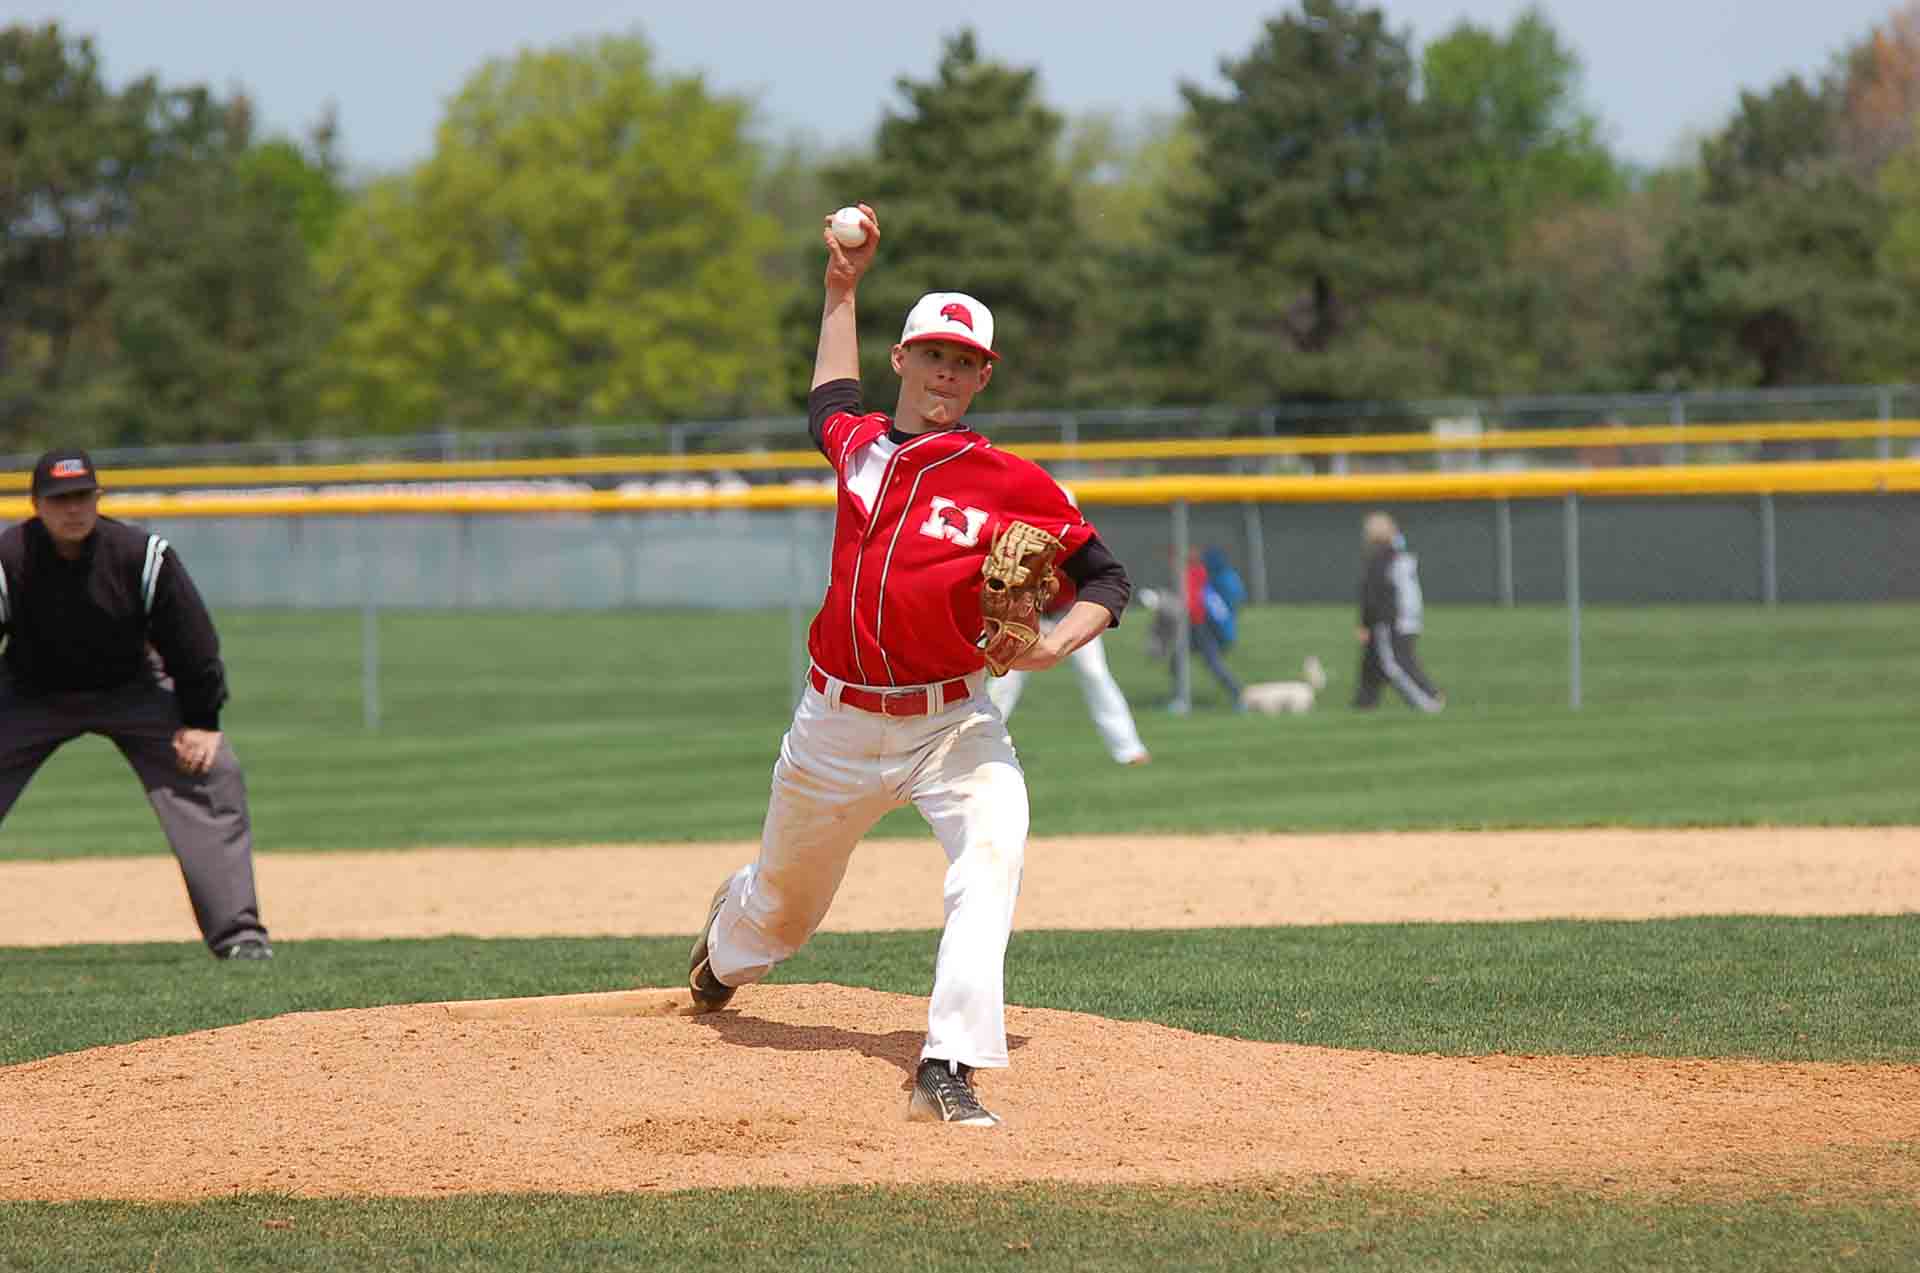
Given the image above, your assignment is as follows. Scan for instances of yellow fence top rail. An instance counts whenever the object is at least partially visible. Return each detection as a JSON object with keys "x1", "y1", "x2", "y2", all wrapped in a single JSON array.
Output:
[
  {"x1": 3, "y1": 459, "x2": 1916, "y2": 520},
  {"x1": 2, "y1": 419, "x2": 1917, "y2": 492}
]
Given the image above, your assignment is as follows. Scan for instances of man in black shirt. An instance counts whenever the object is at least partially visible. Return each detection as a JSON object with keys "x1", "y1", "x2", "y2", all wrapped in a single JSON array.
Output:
[{"x1": 0, "y1": 449, "x2": 270, "y2": 959}]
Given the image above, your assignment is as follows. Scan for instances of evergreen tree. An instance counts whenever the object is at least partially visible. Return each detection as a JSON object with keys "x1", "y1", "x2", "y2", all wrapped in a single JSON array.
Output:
[
  {"x1": 810, "y1": 31, "x2": 1085, "y2": 410},
  {"x1": 1644, "y1": 73, "x2": 1907, "y2": 387},
  {"x1": 0, "y1": 23, "x2": 323, "y2": 447},
  {"x1": 1122, "y1": 0, "x2": 1491, "y2": 408}
]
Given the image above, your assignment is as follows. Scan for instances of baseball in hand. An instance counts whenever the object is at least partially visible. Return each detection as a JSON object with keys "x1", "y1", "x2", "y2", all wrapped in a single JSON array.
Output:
[{"x1": 829, "y1": 207, "x2": 869, "y2": 247}]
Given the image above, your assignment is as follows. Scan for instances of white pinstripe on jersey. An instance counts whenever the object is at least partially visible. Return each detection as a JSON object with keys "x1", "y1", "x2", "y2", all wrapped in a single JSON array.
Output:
[{"x1": 141, "y1": 535, "x2": 169, "y2": 616}]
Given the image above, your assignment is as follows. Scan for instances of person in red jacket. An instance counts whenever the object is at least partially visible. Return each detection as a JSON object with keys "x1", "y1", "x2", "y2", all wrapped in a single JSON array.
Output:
[
  {"x1": 1178, "y1": 549, "x2": 1245, "y2": 708},
  {"x1": 685, "y1": 205, "x2": 1132, "y2": 1128}
]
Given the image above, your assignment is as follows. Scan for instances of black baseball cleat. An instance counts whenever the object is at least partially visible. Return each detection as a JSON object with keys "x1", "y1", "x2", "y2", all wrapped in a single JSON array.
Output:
[
  {"x1": 908, "y1": 1058, "x2": 1001, "y2": 1126},
  {"x1": 687, "y1": 878, "x2": 736, "y2": 1012},
  {"x1": 217, "y1": 938, "x2": 273, "y2": 961}
]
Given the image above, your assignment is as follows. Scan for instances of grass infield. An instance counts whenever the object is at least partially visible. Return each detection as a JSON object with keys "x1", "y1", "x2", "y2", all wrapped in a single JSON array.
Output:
[
  {"x1": 5, "y1": 1182, "x2": 1918, "y2": 1273},
  {"x1": 3, "y1": 924, "x2": 1918, "y2": 1270},
  {"x1": 4, "y1": 602, "x2": 1916, "y2": 1269},
  {"x1": 1, "y1": 602, "x2": 1917, "y2": 858},
  {"x1": 4, "y1": 920, "x2": 1918, "y2": 1069}
]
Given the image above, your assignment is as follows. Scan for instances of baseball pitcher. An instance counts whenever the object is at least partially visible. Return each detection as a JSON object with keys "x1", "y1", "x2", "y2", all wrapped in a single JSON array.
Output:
[{"x1": 687, "y1": 204, "x2": 1132, "y2": 1126}]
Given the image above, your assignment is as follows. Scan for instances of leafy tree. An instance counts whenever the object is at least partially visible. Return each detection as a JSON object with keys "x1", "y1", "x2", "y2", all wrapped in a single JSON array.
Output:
[
  {"x1": 99, "y1": 104, "x2": 329, "y2": 444},
  {"x1": 1642, "y1": 182, "x2": 1902, "y2": 388},
  {"x1": 1700, "y1": 76, "x2": 1836, "y2": 204},
  {"x1": 0, "y1": 23, "x2": 319, "y2": 448},
  {"x1": 238, "y1": 109, "x2": 350, "y2": 255},
  {"x1": 1880, "y1": 124, "x2": 1920, "y2": 287},
  {"x1": 809, "y1": 31, "x2": 1086, "y2": 410},
  {"x1": 1121, "y1": 0, "x2": 1493, "y2": 406},
  {"x1": 1833, "y1": 2, "x2": 1920, "y2": 175},
  {"x1": 318, "y1": 32, "x2": 784, "y2": 433},
  {"x1": 0, "y1": 24, "x2": 144, "y2": 446},
  {"x1": 1645, "y1": 55, "x2": 1909, "y2": 389},
  {"x1": 1063, "y1": 111, "x2": 1201, "y2": 254},
  {"x1": 1420, "y1": 7, "x2": 1624, "y2": 233},
  {"x1": 1503, "y1": 171, "x2": 1697, "y2": 393}
]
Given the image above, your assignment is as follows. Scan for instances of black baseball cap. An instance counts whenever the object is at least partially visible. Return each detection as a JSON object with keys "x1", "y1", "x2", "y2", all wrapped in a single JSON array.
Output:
[{"x1": 30, "y1": 448, "x2": 100, "y2": 497}]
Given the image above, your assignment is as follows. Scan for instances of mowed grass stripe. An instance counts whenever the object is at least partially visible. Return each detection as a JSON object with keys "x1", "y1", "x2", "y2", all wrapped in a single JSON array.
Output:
[
  {"x1": 4, "y1": 1181, "x2": 1919, "y2": 1273},
  {"x1": 3, "y1": 603, "x2": 1917, "y2": 857},
  {"x1": 4, "y1": 917, "x2": 1915, "y2": 1068}
]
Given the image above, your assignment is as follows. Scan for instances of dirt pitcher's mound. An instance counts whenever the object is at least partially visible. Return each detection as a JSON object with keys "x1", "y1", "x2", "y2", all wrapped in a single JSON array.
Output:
[{"x1": 3, "y1": 984, "x2": 1915, "y2": 1202}]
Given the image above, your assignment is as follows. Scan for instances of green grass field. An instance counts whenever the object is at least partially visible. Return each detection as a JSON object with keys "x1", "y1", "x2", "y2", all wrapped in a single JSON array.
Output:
[
  {"x1": 3, "y1": 603, "x2": 1917, "y2": 1270},
  {"x1": 2, "y1": 602, "x2": 1917, "y2": 856},
  {"x1": 4, "y1": 923, "x2": 1918, "y2": 1270}
]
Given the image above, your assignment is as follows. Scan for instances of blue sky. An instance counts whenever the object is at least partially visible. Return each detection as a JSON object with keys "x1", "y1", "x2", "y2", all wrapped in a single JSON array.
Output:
[{"x1": 11, "y1": 0, "x2": 1906, "y2": 173}]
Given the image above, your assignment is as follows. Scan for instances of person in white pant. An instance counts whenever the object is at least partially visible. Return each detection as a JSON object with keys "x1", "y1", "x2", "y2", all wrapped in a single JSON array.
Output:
[
  {"x1": 686, "y1": 205, "x2": 1133, "y2": 1129},
  {"x1": 986, "y1": 618, "x2": 1150, "y2": 765}
]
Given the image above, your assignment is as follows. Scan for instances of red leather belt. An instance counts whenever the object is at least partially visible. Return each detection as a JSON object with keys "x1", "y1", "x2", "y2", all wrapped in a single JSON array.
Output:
[{"x1": 809, "y1": 667, "x2": 971, "y2": 717}]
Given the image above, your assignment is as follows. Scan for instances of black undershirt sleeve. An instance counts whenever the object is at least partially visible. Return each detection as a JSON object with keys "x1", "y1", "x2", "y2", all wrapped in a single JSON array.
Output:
[
  {"x1": 807, "y1": 379, "x2": 864, "y2": 458},
  {"x1": 1062, "y1": 534, "x2": 1130, "y2": 628}
]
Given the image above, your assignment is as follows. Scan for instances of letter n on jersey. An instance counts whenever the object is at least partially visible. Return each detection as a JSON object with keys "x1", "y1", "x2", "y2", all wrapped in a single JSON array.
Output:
[{"x1": 919, "y1": 497, "x2": 989, "y2": 548}]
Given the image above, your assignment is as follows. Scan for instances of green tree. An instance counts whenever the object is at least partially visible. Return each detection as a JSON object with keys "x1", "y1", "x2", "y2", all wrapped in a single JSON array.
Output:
[
  {"x1": 99, "y1": 102, "x2": 330, "y2": 444},
  {"x1": 1123, "y1": 0, "x2": 1492, "y2": 406},
  {"x1": 0, "y1": 23, "x2": 320, "y2": 448},
  {"x1": 318, "y1": 32, "x2": 783, "y2": 433},
  {"x1": 1700, "y1": 76, "x2": 1835, "y2": 204},
  {"x1": 1503, "y1": 169, "x2": 1697, "y2": 393},
  {"x1": 808, "y1": 31, "x2": 1086, "y2": 410},
  {"x1": 1417, "y1": 10, "x2": 1634, "y2": 395},
  {"x1": 238, "y1": 109, "x2": 350, "y2": 255},
  {"x1": 1420, "y1": 7, "x2": 1624, "y2": 232},
  {"x1": 0, "y1": 24, "x2": 147, "y2": 445},
  {"x1": 1644, "y1": 68, "x2": 1907, "y2": 388},
  {"x1": 1063, "y1": 111, "x2": 1201, "y2": 254}
]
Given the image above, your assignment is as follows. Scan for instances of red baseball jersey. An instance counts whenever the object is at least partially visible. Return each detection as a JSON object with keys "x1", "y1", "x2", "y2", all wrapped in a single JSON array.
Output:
[{"x1": 809, "y1": 410, "x2": 1096, "y2": 686}]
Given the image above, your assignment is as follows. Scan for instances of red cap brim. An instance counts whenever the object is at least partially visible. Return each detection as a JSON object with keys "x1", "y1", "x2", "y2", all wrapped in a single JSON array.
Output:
[{"x1": 903, "y1": 332, "x2": 999, "y2": 361}]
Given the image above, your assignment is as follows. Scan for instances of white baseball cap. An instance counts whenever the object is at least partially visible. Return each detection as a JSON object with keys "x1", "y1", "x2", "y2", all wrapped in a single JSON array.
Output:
[{"x1": 899, "y1": 291, "x2": 997, "y2": 361}]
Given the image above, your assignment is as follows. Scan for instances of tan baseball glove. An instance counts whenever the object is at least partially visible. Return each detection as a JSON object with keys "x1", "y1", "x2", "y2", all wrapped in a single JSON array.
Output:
[{"x1": 977, "y1": 521, "x2": 1064, "y2": 676}]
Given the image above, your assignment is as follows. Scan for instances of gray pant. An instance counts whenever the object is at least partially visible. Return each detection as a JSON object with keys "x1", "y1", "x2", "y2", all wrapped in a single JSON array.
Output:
[{"x1": 0, "y1": 668, "x2": 266, "y2": 954}]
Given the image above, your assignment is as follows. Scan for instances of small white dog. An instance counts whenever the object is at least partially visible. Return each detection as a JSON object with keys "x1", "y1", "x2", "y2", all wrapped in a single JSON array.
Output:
[{"x1": 1240, "y1": 656, "x2": 1328, "y2": 715}]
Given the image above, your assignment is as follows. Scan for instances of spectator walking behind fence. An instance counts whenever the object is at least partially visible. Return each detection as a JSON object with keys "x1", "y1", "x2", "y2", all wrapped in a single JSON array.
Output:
[{"x1": 1352, "y1": 511, "x2": 1445, "y2": 713}]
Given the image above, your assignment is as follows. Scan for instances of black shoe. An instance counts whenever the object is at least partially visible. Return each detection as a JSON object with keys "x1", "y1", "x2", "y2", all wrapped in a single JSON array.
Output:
[
  {"x1": 686, "y1": 878, "x2": 736, "y2": 1012},
  {"x1": 908, "y1": 1058, "x2": 1000, "y2": 1126},
  {"x1": 218, "y1": 938, "x2": 273, "y2": 961}
]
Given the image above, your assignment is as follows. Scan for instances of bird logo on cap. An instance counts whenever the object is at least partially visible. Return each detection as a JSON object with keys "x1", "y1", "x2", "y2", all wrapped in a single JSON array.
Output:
[{"x1": 939, "y1": 302, "x2": 975, "y2": 330}]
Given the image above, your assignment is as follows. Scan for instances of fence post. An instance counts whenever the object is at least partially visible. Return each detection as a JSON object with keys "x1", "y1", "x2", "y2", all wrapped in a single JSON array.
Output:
[
  {"x1": 1759, "y1": 494, "x2": 1778, "y2": 608},
  {"x1": 1242, "y1": 502, "x2": 1269, "y2": 605},
  {"x1": 1879, "y1": 386, "x2": 1894, "y2": 461},
  {"x1": 1170, "y1": 499, "x2": 1192, "y2": 715},
  {"x1": 1565, "y1": 493, "x2": 1582, "y2": 711},
  {"x1": 454, "y1": 513, "x2": 472, "y2": 609},
  {"x1": 359, "y1": 520, "x2": 381, "y2": 733},
  {"x1": 1494, "y1": 497, "x2": 1514, "y2": 607}
]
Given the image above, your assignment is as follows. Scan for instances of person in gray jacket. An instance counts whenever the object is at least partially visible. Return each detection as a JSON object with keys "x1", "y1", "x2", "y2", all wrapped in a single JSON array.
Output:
[
  {"x1": 0, "y1": 449, "x2": 270, "y2": 959},
  {"x1": 1352, "y1": 511, "x2": 1446, "y2": 713}
]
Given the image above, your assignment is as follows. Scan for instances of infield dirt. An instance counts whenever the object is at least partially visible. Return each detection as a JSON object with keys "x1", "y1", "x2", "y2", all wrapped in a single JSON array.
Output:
[{"x1": 3, "y1": 827, "x2": 1917, "y2": 1201}]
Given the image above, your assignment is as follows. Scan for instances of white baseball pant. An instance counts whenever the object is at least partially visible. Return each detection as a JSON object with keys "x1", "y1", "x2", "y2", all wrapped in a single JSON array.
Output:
[
  {"x1": 705, "y1": 669, "x2": 1027, "y2": 1070},
  {"x1": 986, "y1": 628, "x2": 1149, "y2": 765}
]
